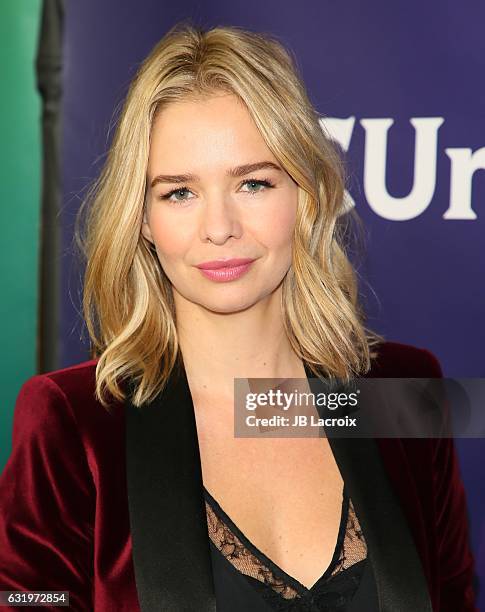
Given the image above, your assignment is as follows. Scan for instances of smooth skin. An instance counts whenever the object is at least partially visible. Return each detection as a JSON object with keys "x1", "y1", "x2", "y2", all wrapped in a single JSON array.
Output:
[{"x1": 142, "y1": 92, "x2": 345, "y2": 589}]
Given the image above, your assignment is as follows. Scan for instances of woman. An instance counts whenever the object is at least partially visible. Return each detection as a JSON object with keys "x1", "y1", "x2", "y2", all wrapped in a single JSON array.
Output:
[{"x1": 0, "y1": 23, "x2": 477, "y2": 612}]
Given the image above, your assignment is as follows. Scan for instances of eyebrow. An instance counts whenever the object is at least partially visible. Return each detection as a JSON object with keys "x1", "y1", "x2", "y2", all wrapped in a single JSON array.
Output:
[{"x1": 149, "y1": 161, "x2": 283, "y2": 188}]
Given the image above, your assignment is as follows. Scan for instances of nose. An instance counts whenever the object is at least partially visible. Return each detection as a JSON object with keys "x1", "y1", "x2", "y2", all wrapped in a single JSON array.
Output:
[{"x1": 199, "y1": 192, "x2": 242, "y2": 245}]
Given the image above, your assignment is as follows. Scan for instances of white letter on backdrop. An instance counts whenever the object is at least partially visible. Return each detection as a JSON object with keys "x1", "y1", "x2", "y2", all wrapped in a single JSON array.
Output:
[
  {"x1": 360, "y1": 117, "x2": 444, "y2": 221},
  {"x1": 443, "y1": 147, "x2": 485, "y2": 220},
  {"x1": 319, "y1": 116, "x2": 356, "y2": 214}
]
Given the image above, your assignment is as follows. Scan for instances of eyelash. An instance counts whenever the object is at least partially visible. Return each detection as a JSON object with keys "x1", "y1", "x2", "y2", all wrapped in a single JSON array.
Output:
[{"x1": 158, "y1": 178, "x2": 275, "y2": 203}]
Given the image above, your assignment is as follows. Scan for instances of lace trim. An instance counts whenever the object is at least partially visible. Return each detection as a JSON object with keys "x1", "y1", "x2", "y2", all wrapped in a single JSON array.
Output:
[{"x1": 204, "y1": 489, "x2": 367, "y2": 601}]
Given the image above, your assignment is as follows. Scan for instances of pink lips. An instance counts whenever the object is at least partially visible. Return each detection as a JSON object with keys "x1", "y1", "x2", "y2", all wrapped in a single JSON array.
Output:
[{"x1": 195, "y1": 258, "x2": 256, "y2": 282}]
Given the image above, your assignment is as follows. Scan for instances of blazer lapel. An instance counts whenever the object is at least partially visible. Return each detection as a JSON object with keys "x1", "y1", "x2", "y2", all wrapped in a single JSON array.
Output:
[
  {"x1": 125, "y1": 360, "x2": 216, "y2": 612},
  {"x1": 125, "y1": 360, "x2": 432, "y2": 612},
  {"x1": 304, "y1": 363, "x2": 432, "y2": 612}
]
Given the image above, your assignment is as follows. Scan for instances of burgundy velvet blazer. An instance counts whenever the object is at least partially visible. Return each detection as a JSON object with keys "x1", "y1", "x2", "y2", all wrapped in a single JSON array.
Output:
[{"x1": 0, "y1": 341, "x2": 477, "y2": 611}]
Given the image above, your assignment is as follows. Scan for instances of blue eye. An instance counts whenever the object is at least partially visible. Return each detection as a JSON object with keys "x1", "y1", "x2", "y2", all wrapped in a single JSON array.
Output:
[
  {"x1": 160, "y1": 187, "x2": 192, "y2": 202},
  {"x1": 241, "y1": 179, "x2": 274, "y2": 194}
]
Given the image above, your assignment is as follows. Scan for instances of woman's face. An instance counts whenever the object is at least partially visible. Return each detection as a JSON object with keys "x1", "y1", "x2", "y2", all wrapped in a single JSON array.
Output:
[{"x1": 143, "y1": 92, "x2": 299, "y2": 314}]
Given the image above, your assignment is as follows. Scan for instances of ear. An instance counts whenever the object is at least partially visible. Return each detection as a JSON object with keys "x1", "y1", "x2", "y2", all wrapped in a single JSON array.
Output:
[{"x1": 141, "y1": 210, "x2": 154, "y2": 245}]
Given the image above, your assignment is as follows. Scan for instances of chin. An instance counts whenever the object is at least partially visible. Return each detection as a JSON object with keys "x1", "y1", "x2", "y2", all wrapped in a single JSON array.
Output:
[{"x1": 200, "y1": 297, "x2": 257, "y2": 315}]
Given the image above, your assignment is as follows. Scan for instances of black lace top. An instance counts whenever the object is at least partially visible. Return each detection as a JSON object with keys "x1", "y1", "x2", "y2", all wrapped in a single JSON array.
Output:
[{"x1": 203, "y1": 485, "x2": 380, "y2": 611}]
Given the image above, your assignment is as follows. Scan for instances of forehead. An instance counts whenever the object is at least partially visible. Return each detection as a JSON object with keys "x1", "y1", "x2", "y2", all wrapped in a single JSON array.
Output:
[
  {"x1": 152, "y1": 91, "x2": 248, "y2": 130},
  {"x1": 148, "y1": 93, "x2": 274, "y2": 174}
]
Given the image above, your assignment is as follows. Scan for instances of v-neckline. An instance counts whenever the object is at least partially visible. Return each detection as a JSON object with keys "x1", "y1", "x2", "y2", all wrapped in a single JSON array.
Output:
[
  {"x1": 125, "y1": 352, "x2": 435, "y2": 611},
  {"x1": 202, "y1": 483, "x2": 350, "y2": 596}
]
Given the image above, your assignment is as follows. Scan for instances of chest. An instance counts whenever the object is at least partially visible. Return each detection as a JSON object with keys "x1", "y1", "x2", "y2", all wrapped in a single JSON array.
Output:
[{"x1": 193, "y1": 399, "x2": 345, "y2": 589}]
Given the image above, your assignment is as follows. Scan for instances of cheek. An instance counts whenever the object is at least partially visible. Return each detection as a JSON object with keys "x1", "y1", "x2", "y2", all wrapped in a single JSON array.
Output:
[
  {"x1": 149, "y1": 211, "x2": 193, "y2": 259},
  {"x1": 257, "y1": 196, "x2": 297, "y2": 250}
]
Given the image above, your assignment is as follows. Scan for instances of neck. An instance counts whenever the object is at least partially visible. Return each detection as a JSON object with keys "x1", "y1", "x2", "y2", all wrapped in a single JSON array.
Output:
[{"x1": 174, "y1": 287, "x2": 306, "y2": 401}]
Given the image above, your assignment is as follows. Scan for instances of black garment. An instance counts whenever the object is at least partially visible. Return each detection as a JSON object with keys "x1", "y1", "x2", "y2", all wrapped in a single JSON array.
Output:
[{"x1": 203, "y1": 485, "x2": 379, "y2": 611}]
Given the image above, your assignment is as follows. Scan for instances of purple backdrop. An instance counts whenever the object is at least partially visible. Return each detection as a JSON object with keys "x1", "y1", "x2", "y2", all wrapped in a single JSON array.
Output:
[{"x1": 60, "y1": 1, "x2": 485, "y2": 606}]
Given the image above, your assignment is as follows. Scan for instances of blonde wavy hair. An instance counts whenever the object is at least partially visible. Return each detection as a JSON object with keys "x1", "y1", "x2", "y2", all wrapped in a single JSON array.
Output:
[{"x1": 75, "y1": 21, "x2": 384, "y2": 409}]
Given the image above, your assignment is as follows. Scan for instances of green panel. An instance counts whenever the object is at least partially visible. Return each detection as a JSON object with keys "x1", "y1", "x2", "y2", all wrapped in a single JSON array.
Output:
[{"x1": 0, "y1": 0, "x2": 42, "y2": 469}]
